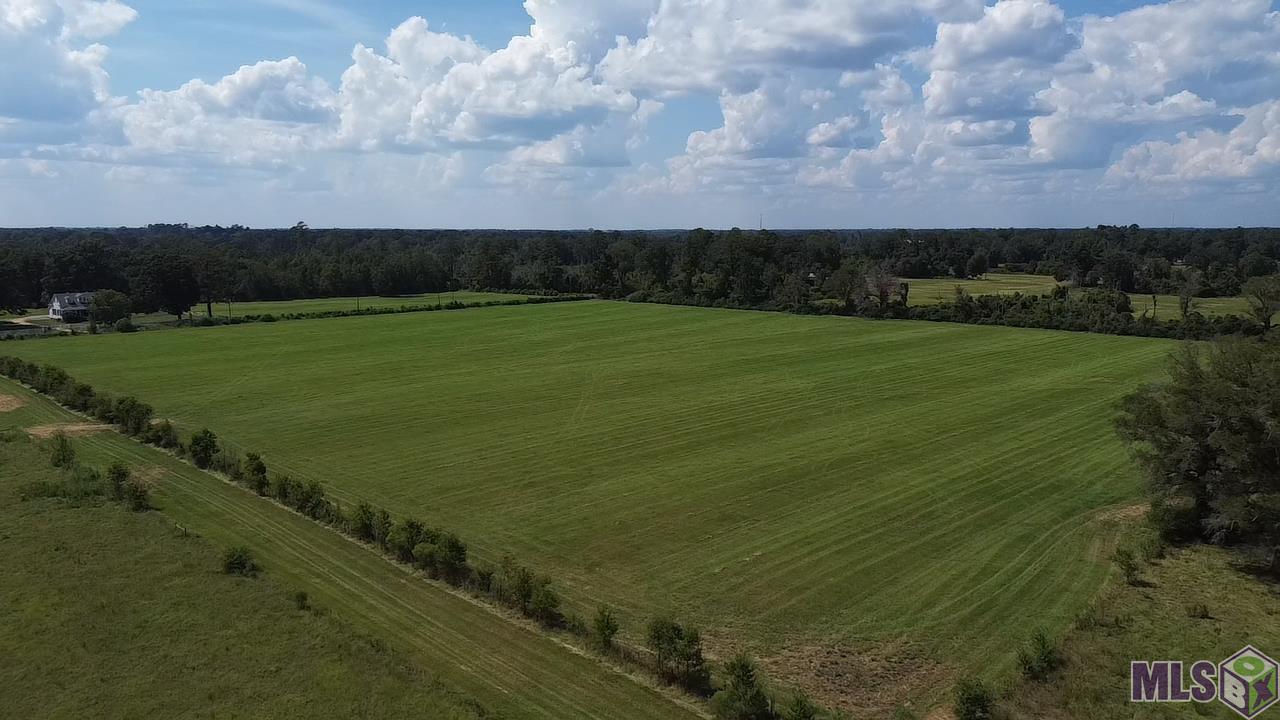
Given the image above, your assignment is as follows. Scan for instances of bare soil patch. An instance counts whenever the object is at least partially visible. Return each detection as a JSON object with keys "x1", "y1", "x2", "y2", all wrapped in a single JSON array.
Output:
[
  {"x1": 1095, "y1": 503, "x2": 1148, "y2": 523},
  {"x1": 0, "y1": 394, "x2": 26, "y2": 412},
  {"x1": 760, "y1": 639, "x2": 952, "y2": 718},
  {"x1": 26, "y1": 423, "x2": 110, "y2": 439}
]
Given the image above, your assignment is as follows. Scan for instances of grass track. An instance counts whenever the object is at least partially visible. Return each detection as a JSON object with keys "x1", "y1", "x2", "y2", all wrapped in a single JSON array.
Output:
[
  {"x1": 0, "y1": 379, "x2": 699, "y2": 720},
  {"x1": 4, "y1": 301, "x2": 1173, "y2": 704}
]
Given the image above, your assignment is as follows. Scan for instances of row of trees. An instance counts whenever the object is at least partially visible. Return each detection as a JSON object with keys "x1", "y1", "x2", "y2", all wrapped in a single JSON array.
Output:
[{"x1": 2, "y1": 225, "x2": 1276, "y2": 314}]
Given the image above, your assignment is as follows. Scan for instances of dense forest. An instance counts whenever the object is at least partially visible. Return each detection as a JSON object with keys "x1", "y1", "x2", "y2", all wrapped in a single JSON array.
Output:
[{"x1": 1, "y1": 225, "x2": 1278, "y2": 318}]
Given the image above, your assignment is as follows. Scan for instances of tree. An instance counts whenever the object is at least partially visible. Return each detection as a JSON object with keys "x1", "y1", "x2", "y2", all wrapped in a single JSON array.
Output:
[
  {"x1": 823, "y1": 260, "x2": 865, "y2": 311},
  {"x1": 1116, "y1": 336, "x2": 1280, "y2": 574},
  {"x1": 1176, "y1": 267, "x2": 1203, "y2": 320},
  {"x1": 966, "y1": 251, "x2": 990, "y2": 279},
  {"x1": 593, "y1": 606, "x2": 620, "y2": 651},
  {"x1": 711, "y1": 655, "x2": 774, "y2": 720},
  {"x1": 1243, "y1": 275, "x2": 1280, "y2": 331},
  {"x1": 244, "y1": 452, "x2": 268, "y2": 493},
  {"x1": 647, "y1": 618, "x2": 711, "y2": 694},
  {"x1": 90, "y1": 289, "x2": 132, "y2": 324},
  {"x1": 130, "y1": 251, "x2": 199, "y2": 318},
  {"x1": 188, "y1": 429, "x2": 219, "y2": 469},
  {"x1": 866, "y1": 263, "x2": 897, "y2": 309}
]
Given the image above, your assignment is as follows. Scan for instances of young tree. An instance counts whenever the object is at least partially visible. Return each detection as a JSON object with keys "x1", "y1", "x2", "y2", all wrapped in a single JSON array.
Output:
[
  {"x1": 188, "y1": 429, "x2": 219, "y2": 469},
  {"x1": 593, "y1": 606, "x2": 620, "y2": 651},
  {"x1": 782, "y1": 693, "x2": 818, "y2": 720},
  {"x1": 1243, "y1": 275, "x2": 1280, "y2": 331},
  {"x1": 1176, "y1": 267, "x2": 1203, "y2": 320},
  {"x1": 711, "y1": 655, "x2": 773, "y2": 720}
]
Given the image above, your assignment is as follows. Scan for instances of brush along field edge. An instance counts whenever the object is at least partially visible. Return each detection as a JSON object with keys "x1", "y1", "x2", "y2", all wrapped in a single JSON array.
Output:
[{"x1": 0, "y1": 377, "x2": 701, "y2": 720}]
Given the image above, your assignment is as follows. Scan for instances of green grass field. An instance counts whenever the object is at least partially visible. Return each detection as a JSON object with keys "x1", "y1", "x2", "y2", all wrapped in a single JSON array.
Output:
[
  {"x1": 0, "y1": 433, "x2": 487, "y2": 719},
  {"x1": 906, "y1": 274, "x2": 1062, "y2": 305},
  {"x1": 0, "y1": 379, "x2": 698, "y2": 720},
  {"x1": 196, "y1": 291, "x2": 531, "y2": 320},
  {"x1": 4, "y1": 301, "x2": 1172, "y2": 713},
  {"x1": 1129, "y1": 294, "x2": 1253, "y2": 321}
]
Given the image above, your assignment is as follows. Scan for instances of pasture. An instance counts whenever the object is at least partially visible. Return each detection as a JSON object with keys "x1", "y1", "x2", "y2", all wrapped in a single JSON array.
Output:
[
  {"x1": 5, "y1": 301, "x2": 1172, "y2": 711},
  {"x1": 905, "y1": 273, "x2": 1062, "y2": 304},
  {"x1": 0, "y1": 379, "x2": 698, "y2": 720}
]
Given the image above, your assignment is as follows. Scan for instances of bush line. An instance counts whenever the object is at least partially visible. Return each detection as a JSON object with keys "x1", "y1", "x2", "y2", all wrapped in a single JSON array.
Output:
[
  {"x1": 0, "y1": 356, "x2": 840, "y2": 719},
  {"x1": 627, "y1": 286, "x2": 1264, "y2": 341}
]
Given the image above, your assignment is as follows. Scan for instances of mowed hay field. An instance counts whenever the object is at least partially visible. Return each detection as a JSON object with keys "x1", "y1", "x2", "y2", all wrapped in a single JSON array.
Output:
[
  {"x1": 906, "y1": 273, "x2": 1062, "y2": 304},
  {"x1": 5, "y1": 302, "x2": 1172, "y2": 702}
]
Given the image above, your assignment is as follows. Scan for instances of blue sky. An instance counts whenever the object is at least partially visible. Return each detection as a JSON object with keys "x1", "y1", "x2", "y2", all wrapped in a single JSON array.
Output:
[{"x1": 2, "y1": 0, "x2": 1278, "y2": 228}]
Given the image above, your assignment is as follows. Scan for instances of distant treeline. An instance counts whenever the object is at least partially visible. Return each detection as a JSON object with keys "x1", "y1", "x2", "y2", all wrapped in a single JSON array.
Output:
[{"x1": 2, "y1": 224, "x2": 1277, "y2": 315}]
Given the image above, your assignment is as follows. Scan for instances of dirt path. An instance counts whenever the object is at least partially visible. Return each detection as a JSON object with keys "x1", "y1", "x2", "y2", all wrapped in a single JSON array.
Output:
[{"x1": 26, "y1": 423, "x2": 110, "y2": 439}]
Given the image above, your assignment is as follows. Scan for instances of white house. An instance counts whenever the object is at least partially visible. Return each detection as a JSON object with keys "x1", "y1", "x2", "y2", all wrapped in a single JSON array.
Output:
[{"x1": 48, "y1": 292, "x2": 95, "y2": 322}]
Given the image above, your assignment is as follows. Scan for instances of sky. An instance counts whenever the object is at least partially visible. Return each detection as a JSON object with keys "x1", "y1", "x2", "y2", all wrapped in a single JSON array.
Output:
[{"x1": 1, "y1": 0, "x2": 1278, "y2": 229}]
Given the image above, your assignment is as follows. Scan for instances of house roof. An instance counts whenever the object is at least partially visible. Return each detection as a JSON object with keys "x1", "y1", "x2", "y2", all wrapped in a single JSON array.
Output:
[{"x1": 50, "y1": 292, "x2": 95, "y2": 308}]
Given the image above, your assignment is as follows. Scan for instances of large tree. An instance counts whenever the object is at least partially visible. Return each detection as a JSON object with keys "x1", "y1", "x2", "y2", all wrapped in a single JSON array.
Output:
[
  {"x1": 1243, "y1": 275, "x2": 1280, "y2": 331},
  {"x1": 1116, "y1": 336, "x2": 1280, "y2": 574}
]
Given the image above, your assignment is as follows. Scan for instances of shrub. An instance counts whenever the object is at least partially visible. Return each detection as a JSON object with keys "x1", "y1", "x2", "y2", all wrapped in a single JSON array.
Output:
[
  {"x1": 292, "y1": 590, "x2": 310, "y2": 611},
  {"x1": 1016, "y1": 628, "x2": 1063, "y2": 681},
  {"x1": 710, "y1": 655, "x2": 773, "y2": 720},
  {"x1": 1114, "y1": 547, "x2": 1141, "y2": 586},
  {"x1": 1186, "y1": 602, "x2": 1212, "y2": 620},
  {"x1": 123, "y1": 478, "x2": 151, "y2": 511},
  {"x1": 953, "y1": 677, "x2": 996, "y2": 720},
  {"x1": 222, "y1": 546, "x2": 258, "y2": 576},
  {"x1": 188, "y1": 429, "x2": 219, "y2": 469},
  {"x1": 48, "y1": 430, "x2": 75, "y2": 468},
  {"x1": 144, "y1": 419, "x2": 179, "y2": 449},
  {"x1": 782, "y1": 693, "x2": 819, "y2": 720},
  {"x1": 593, "y1": 606, "x2": 620, "y2": 651},
  {"x1": 114, "y1": 317, "x2": 138, "y2": 333},
  {"x1": 107, "y1": 462, "x2": 130, "y2": 501}
]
